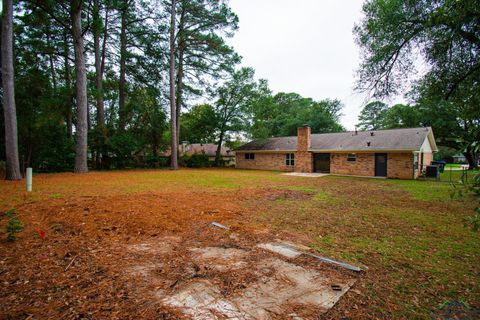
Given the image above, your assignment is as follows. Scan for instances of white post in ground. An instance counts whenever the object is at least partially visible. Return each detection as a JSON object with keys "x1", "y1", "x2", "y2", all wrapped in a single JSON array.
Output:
[{"x1": 26, "y1": 167, "x2": 32, "y2": 192}]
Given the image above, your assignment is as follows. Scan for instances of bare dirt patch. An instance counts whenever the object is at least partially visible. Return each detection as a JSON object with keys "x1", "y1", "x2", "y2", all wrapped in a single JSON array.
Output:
[{"x1": 266, "y1": 190, "x2": 314, "y2": 201}]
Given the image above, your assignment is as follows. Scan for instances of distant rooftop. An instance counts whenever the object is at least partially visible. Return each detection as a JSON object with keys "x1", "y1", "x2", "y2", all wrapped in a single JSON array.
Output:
[{"x1": 161, "y1": 143, "x2": 234, "y2": 157}]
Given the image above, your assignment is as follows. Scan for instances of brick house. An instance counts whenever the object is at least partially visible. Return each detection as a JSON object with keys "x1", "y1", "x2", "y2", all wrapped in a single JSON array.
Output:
[{"x1": 235, "y1": 126, "x2": 438, "y2": 179}]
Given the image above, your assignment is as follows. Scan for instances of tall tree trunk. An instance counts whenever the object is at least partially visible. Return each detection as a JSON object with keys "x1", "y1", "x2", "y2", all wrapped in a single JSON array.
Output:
[
  {"x1": 63, "y1": 31, "x2": 73, "y2": 138},
  {"x1": 71, "y1": 0, "x2": 88, "y2": 173},
  {"x1": 93, "y1": 0, "x2": 107, "y2": 169},
  {"x1": 175, "y1": 5, "x2": 186, "y2": 150},
  {"x1": 118, "y1": 0, "x2": 127, "y2": 132},
  {"x1": 215, "y1": 129, "x2": 224, "y2": 166},
  {"x1": 1, "y1": 0, "x2": 22, "y2": 180},
  {"x1": 169, "y1": 0, "x2": 178, "y2": 169},
  {"x1": 176, "y1": 49, "x2": 184, "y2": 144},
  {"x1": 46, "y1": 30, "x2": 57, "y2": 92}
]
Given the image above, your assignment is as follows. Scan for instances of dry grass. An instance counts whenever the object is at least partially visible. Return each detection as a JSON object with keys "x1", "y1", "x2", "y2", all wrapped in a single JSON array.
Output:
[{"x1": 0, "y1": 168, "x2": 478, "y2": 319}]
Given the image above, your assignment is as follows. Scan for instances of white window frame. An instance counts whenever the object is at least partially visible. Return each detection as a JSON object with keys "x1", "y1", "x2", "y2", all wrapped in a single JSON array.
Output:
[
  {"x1": 286, "y1": 153, "x2": 295, "y2": 166},
  {"x1": 245, "y1": 153, "x2": 255, "y2": 160},
  {"x1": 347, "y1": 153, "x2": 357, "y2": 162}
]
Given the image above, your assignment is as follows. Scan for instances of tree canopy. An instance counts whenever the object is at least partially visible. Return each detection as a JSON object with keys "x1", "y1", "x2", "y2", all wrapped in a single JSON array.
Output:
[{"x1": 355, "y1": 0, "x2": 479, "y2": 167}]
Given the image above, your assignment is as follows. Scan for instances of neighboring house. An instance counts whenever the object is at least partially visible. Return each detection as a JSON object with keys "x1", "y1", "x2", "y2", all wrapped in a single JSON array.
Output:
[
  {"x1": 235, "y1": 126, "x2": 437, "y2": 179},
  {"x1": 452, "y1": 153, "x2": 467, "y2": 164},
  {"x1": 181, "y1": 143, "x2": 235, "y2": 165},
  {"x1": 161, "y1": 143, "x2": 235, "y2": 165}
]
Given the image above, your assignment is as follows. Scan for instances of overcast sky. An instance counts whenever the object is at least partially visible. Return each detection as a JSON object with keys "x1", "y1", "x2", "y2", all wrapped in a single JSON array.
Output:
[{"x1": 227, "y1": 0, "x2": 390, "y2": 130}]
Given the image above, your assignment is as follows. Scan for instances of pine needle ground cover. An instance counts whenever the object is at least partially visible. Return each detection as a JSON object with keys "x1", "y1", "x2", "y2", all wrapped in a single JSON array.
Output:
[{"x1": 0, "y1": 169, "x2": 478, "y2": 319}]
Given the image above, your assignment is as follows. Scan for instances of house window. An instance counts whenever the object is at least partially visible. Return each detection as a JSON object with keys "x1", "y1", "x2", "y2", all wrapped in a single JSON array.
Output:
[
  {"x1": 347, "y1": 153, "x2": 356, "y2": 162},
  {"x1": 244, "y1": 153, "x2": 255, "y2": 160},
  {"x1": 286, "y1": 153, "x2": 295, "y2": 166}
]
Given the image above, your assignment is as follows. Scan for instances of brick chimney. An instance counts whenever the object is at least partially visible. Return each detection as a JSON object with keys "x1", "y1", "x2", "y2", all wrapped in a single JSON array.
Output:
[
  {"x1": 295, "y1": 125, "x2": 313, "y2": 172},
  {"x1": 297, "y1": 125, "x2": 311, "y2": 152}
]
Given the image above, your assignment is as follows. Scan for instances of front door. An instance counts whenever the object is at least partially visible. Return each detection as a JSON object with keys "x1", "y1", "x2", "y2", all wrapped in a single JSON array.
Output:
[
  {"x1": 375, "y1": 153, "x2": 387, "y2": 177},
  {"x1": 314, "y1": 153, "x2": 330, "y2": 173}
]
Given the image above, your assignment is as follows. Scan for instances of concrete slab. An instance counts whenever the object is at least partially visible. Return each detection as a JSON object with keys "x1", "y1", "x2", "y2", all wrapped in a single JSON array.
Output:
[
  {"x1": 282, "y1": 172, "x2": 329, "y2": 177},
  {"x1": 131, "y1": 237, "x2": 356, "y2": 319},
  {"x1": 160, "y1": 258, "x2": 355, "y2": 319},
  {"x1": 190, "y1": 246, "x2": 248, "y2": 270},
  {"x1": 161, "y1": 280, "x2": 248, "y2": 319},
  {"x1": 232, "y1": 258, "x2": 355, "y2": 318},
  {"x1": 257, "y1": 242, "x2": 303, "y2": 259}
]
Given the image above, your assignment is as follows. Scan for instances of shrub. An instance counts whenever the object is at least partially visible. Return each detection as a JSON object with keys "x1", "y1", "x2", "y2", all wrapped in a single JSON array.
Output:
[
  {"x1": 145, "y1": 155, "x2": 170, "y2": 168},
  {"x1": 2, "y1": 209, "x2": 23, "y2": 241},
  {"x1": 183, "y1": 153, "x2": 210, "y2": 168}
]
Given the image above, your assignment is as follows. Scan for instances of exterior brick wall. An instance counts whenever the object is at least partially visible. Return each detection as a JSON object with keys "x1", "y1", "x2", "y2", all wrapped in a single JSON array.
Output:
[
  {"x1": 295, "y1": 152, "x2": 313, "y2": 172},
  {"x1": 295, "y1": 126, "x2": 313, "y2": 172},
  {"x1": 330, "y1": 153, "x2": 374, "y2": 176},
  {"x1": 329, "y1": 152, "x2": 416, "y2": 179},
  {"x1": 235, "y1": 152, "x2": 295, "y2": 171},
  {"x1": 388, "y1": 153, "x2": 414, "y2": 179}
]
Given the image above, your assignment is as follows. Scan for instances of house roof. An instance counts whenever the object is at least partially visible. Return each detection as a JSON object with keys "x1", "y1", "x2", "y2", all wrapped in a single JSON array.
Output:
[
  {"x1": 236, "y1": 127, "x2": 438, "y2": 152},
  {"x1": 184, "y1": 143, "x2": 234, "y2": 157},
  {"x1": 160, "y1": 143, "x2": 234, "y2": 157}
]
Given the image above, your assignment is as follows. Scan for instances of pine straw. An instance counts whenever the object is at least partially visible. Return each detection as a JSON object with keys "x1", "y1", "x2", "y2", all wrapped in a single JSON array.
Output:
[{"x1": 0, "y1": 169, "x2": 478, "y2": 319}]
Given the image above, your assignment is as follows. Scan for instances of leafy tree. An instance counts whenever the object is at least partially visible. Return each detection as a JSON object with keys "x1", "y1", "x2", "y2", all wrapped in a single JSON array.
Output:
[
  {"x1": 355, "y1": 0, "x2": 480, "y2": 99},
  {"x1": 180, "y1": 104, "x2": 217, "y2": 144},
  {"x1": 415, "y1": 76, "x2": 479, "y2": 168},
  {"x1": 382, "y1": 103, "x2": 421, "y2": 129},
  {"x1": 249, "y1": 90, "x2": 344, "y2": 138},
  {"x1": 357, "y1": 101, "x2": 388, "y2": 130},
  {"x1": 355, "y1": 0, "x2": 479, "y2": 167},
  {"x1": 173, "y1": 0, "x2": 239, "y2": 146},
  {"x1": 213, "y1": 67, "x2": 257, "y2": 165}
]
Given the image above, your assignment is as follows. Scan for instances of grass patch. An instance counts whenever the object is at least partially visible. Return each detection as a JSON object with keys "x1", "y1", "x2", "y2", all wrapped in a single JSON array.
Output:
[
  {"x1": 383, "y1": 179, "x2": 453, "y2": 201},
  {"x1": 287, "y1": 186, "x2": 317, "y2": 193},
  {"x1": 313, "y1": 190, "x2": 331, "y2": 201}
]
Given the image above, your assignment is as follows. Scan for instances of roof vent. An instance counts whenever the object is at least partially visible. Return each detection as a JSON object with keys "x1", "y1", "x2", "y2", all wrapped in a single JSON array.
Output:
[{"x1": 367, "y1": 141, "x2": 371, "y2": 147}]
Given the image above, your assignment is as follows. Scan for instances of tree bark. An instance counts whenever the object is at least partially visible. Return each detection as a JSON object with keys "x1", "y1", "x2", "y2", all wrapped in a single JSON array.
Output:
[
  {"x1": 176, "y1": 48, "x2": 184, "y2": 143},
  {"x1": 63, "y1": 30, "x2": 73, "y2": 138},
  {"x1": 46, "y1": 28, "x2": 57, "y2": 92},
  {"x1": 1, "y1": 0, "x2": 22, "y2": 180},
  {"x1": 118, "y1": 0, "x2": 128, "y2": 132},
  {"x1": 93, "y1": 0, "x2": 107, "y2": 169},
  {"x1": 464, "y1": 145, "x2": 478, "y2": 170},
  {"x1": 71, "y1": 0, "x2": 88, "y2": 173},
  {"x1": 175, "y1": 4, "x2": 186, "y2": 150},
  {"x1": 169, "y1": 0, "x2": 178, "y2": 169},
  {"x1": 215, "y1": 129, "x2": 225, "y2": 166}
]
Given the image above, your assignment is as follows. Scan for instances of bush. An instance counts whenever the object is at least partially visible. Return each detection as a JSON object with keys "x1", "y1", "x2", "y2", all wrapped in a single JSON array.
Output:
[
  {"x1": 108, "y1": 133, "x2": 139, "y2": 168},
  {"x1": 145, "y1": 155, "x2": 170, "y2": 168},
  {"x1": 2, "y1": 209, "x2": 23, "y2": 241},
  {"x1": 183, "y1": 153, "x2": 211, "y2": 168}
]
